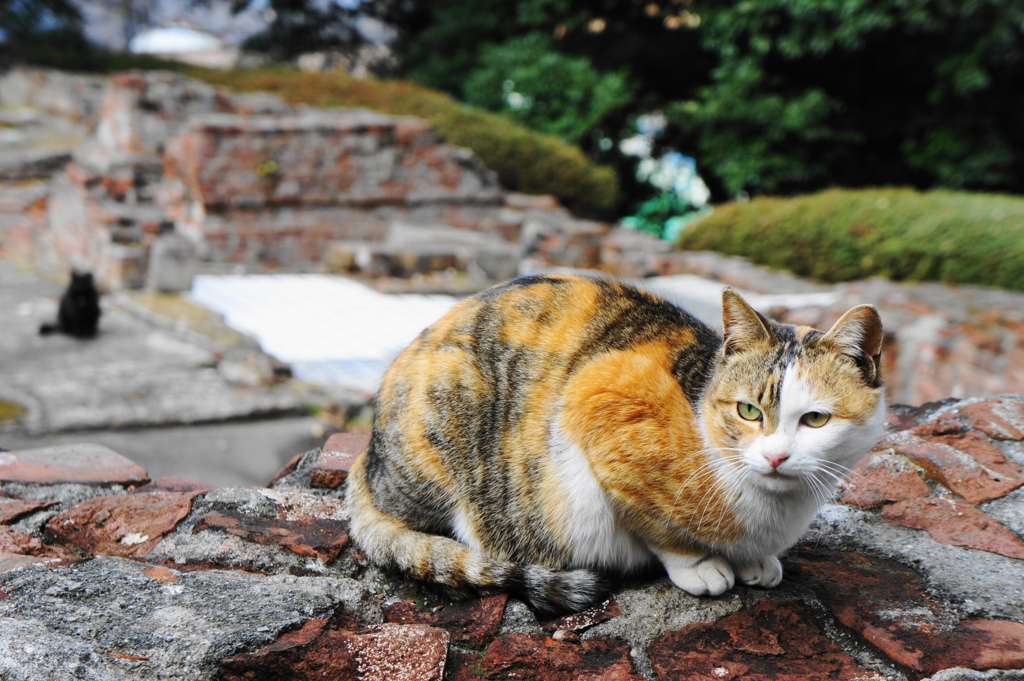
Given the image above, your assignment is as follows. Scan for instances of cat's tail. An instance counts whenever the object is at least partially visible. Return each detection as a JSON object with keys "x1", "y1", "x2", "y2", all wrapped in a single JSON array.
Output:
[
  {"x1": 38, "y1": 322, "x2": 60, "y2": 336},
  {"x1": 346, "y1": 453, "x2": 607, "y2": 614}
]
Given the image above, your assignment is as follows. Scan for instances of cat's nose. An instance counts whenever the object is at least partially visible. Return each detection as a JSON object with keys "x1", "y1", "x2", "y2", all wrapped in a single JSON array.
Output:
[{"x1": 764, "y1": 452, "x2": 790, "y2": 469}]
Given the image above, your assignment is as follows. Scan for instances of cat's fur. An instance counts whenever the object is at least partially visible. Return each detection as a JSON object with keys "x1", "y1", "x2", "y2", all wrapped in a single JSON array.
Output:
[
  {"x1": 347, "y1": 274, "x2": 885, "y2": 612},
  {"x1": 39, "y1": 271, "x2": 102, "y2": 339}
]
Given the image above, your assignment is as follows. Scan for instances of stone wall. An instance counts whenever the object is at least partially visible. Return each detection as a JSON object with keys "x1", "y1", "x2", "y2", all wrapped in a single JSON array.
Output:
[
  {"x1": 2, "y1": 396, "x2": 1024, "y2": 679},
  {"x1": 8, "y1": 68, "x2": 609, "y2": 289}
]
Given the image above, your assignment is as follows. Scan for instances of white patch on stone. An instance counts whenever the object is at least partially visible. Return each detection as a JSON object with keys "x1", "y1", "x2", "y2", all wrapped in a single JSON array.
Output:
[{"x1": 120, "y1": 533, "x2": 150, "y2": 546}]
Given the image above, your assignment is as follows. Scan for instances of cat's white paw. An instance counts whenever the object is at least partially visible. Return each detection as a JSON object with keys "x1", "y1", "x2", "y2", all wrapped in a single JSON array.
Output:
[
  {"x1": 736, "y1": 555, "x2": 783, "y2": 588},
  {"x1": 657, "y1": 552, "x2": 735, "y2": 596}
]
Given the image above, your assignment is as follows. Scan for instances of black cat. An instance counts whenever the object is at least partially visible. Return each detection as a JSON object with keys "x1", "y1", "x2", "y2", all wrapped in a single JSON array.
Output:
[{"x1": 39, "y1": 271, "x2": 102, "y2": 338}]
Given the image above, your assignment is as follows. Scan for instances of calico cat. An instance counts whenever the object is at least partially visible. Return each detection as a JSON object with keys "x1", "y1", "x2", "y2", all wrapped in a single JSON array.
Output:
[
  {"x1": 347, "y1": 274, "x2": 884, "y2": 613},
  {"x1": 39, "y1": 271, "x2": 102, "y2": 339}
]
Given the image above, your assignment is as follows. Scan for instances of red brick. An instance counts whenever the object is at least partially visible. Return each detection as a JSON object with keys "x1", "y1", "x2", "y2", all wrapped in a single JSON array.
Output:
[
  {"x1": 192, "y1": 509, "x2": 349, "y2": 563},
  {"x1": 0, "y1": 526, "x2": 76, "y2": 558},
  {"x1": 0, "y1": 552, "x2": 64, "y2": 574},
  {"x1": 219, "y1": 622, "x2": 448, "y2": 681},
  {"x1": 142, "y1": 565, "x2": 180, "y2": 583},
  {"x1": 841, "y1": 454, "x2": 931, "y2": 509},
  {"x1": 481, "y1": 633, "x2": 643, "y2": 681},
  {"x1": 385, "y1": 594, "x2": 507, "y2": 648},
  {"x1": 881, "y1": 497, "x2": 1024, "y2": 559},
  {"x1": 792, "y1": 549, "x2": 1024, "y2": 675},
  {"x1": 957, "y1": 399, "x2": 1024, "y2": 440},
  {"x1": 132, "y1": 477, "x2": 216, "y2": 494},
  {"x1": 0, "y1": 499, "x2": 56, "y2": 525},
  {"x1": 0, "y1": 444, "x2": 149, "y2": 486},
  {"x1": 542, "y1": 597, "x2": 621, "y2": 634},
  {"x1": 45, "y1": 491, "x2": 200, "y2": 558},
  {"x1": 648, "y1": 600, "x2": 885, "y2": 681},
  {"x1": 890, "y1": 434, "x2": 1024, "y2": 504},
  {"x1": 310, "y1": 432, "x2": 370, "y2": 488}
]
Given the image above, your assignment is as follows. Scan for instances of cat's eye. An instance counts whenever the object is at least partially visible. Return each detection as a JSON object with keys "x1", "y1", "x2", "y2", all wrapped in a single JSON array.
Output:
[
  {"x1": 737, "y1": 402, "x2": 762, "y2": 421},
  {"x1": 801, "y1": 411, "x2": 831, "y2": 428}
]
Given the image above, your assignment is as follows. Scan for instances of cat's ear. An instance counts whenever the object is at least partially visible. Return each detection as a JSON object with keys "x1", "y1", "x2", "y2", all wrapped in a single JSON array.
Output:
[
  {"x1": 721, "y1": 288, "x2": 772, "y2": 356},
  {"x1": 824, "y1": 305, "x2": 884, "y2": 385}
]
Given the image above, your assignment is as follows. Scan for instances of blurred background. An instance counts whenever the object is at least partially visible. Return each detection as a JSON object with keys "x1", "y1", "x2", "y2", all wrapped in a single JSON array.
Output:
[{"x1": 1, "y1": 0, "x2": 1022, "y2": 486}]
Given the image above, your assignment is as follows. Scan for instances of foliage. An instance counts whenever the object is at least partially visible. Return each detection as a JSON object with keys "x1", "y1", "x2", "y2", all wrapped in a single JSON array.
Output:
[
  {"x1": 183, "y1": 66, "x2": 619, "y2": 218},
  {"x1": 387, "y1": 0, "x2": 1024, "y2": 203},
  {"x1": 462, "y1": 32, "x2": 633, "y2": 145},
  {"x1": 620, "y1": 192, "x2": 694, "y2": 239},
  {"x1": 235, "y1": 0, "x2": 377, "y2": 62},
  {"x1": 384, "y1": 0, "x2": 711, "y2": 212},
  {"x1": 678, "y1": 188, "x2": 1024, "y2": 292},
  {"x1": 0, "y1": 0, "x2": 88, "y2": 63},
  {"x1": 675, "y1": 0, "x2": 1024, "y2": 198}
]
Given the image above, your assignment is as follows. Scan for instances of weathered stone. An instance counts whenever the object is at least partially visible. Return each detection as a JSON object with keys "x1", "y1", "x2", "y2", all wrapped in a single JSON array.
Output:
[
  {"x1": 192, "y1": 509, "x2": 349, "y2": 562},
  {"x1": 887, "y1": 433, "x2": 1024, "y2": 504},
  {"x1": 478, "y1": 633, "x2": 643, "y2": 681},
  {"x1": 648, "y1": 600, "x2": 885, "y2": 681},
  {"x1": 956, "y1": 399, "x2": 1024, "y2": 440},
  {"x1": 0, "y1": 443, "x2": 149, "y2": 486},
  {"x1": 219, "y1": 622, "x2": 449, "y2": 681},
  {"x1": 881, "y1": 497, "x2": 1024, "y2": 559},
  {"x1": 0, "y1": 556, "x2": 374, "y2": 680},
  {"x1": 133, "y1": 477, "x2": 217, "y2": 494},
  {"x1": 147, "y1": 230, "x2": 198, "y2": 292},
  {"x1": 45, "y1": 490, "x2": 200, "y2": 558},
  {"x1": 543, "y1": 597, "x2": 621, "y2": 635},
  {"x1": 792, "y1": 550, "x2": 1024, "y2": 675},
  {"x1": 309, "y1": 432, "x2": 370, "y2": 488},
  {"x1": 268, "y1": 450, "x2": 306, "y2": 487},
  {"x1": 141, "y1": 565, "x2": 180, "y2": 583},
  {"x1": 0, "y1": 498, "x2": 55, "y2": 524},
  {"x1": 0, "y1": 527, "x2": 77, "y2": 561},
  {"x1": 841, "y1": 453, "x2": 931, "y2": 509},
  {"x1": 385, "y1": 594, "x2": 507, "y2": 648}
]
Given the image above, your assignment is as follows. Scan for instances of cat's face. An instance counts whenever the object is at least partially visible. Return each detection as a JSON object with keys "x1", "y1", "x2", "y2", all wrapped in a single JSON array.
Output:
[{"x1": 703, "y1": 290, "x2": 885, "y2": 496}]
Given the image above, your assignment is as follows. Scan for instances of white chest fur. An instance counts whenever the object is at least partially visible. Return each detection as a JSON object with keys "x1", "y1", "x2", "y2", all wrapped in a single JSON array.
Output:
[{"x1": 548, "y1": 421, "x2": 652, "y2": 572}]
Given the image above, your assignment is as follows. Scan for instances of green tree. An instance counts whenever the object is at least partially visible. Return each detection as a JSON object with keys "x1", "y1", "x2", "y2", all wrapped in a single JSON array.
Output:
[
  {"x1": 0, "y1": 0, "x2": 88, "y2": 60},
  {"x1": 675, "y1": 0, "x2": 1024, "y2": 197},
  {"x1": 462, "y1": 32, "x2": 634, "y2": 145}
]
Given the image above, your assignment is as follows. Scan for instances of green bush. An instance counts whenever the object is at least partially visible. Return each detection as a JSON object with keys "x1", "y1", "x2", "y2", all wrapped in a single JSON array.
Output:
[
  {"x1": 677, "y1": 188, "x2": 1024, "y2": 291},
  {"x1": 181, "y1": 67, "x2": 619, "y2": 219},
  {"x1": 463, "y1": 32, "x2": 634, "y2": 145}
]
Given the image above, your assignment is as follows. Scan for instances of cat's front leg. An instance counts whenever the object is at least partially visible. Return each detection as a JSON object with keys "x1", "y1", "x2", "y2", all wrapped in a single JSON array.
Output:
[
  {"x1": 735, "y1": 555, "x2": 783, "y2": 588},
  {"x1": 654, "y1": 550, "x2": 735, "y2": 596}
]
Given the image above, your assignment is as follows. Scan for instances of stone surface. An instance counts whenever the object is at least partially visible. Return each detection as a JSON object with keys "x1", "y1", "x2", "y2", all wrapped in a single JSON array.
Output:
[
  {"x1": 192, "y1": 509, "x2": 349, "y2": 563},
  {"x1": 0, "y1": 498, "x2": 55, "y2": 524},
  {"x1": 0, "y1": 444, "x2": 149, "y2": 486},
  {"x1": 464, "y1": 633, "x2": 643, "y2": 681},
  {"x1": 0, "y1": 557, "x2": 376, "y2": 680},
  {"x1": 793, "y1": 549, "x2": 1024, "y2": 676},
  {"x1": 881, "y1": 497, "x2": 1024, "y2": 560},
  {"x1": 885, "y1": 432, "x2": 1024, "y2": 504},
  {"x1": 384, "y1": 594, "x2": 507, "y2": 648},
  {"x1": 309, "y1": 432, "x2": 370, "y2": 488},
  {"x1": 45, "y1": 490, "x2": 201, "y2": 558},
  {"x1": 134, "y1": 477, "x2": 218, "y2": 494},
  {"x1": 219, "y1": 622, "x2": 449, "y2": 681},
  {"x1": 543, "y1": 597, "x2": 622, "y2": 635},
  {"x1": 0, "y1": 526, "x2": 76, "y2": 561},
  {"x1": 841, "y1": 452, "x2": 932, "y2": 509},
  {"x1": 956, "y1": 399, "x2": 1024, "y2": 440},
  {"x1": 648, "y1": 600, "x2": 886, "y2": 681}
]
